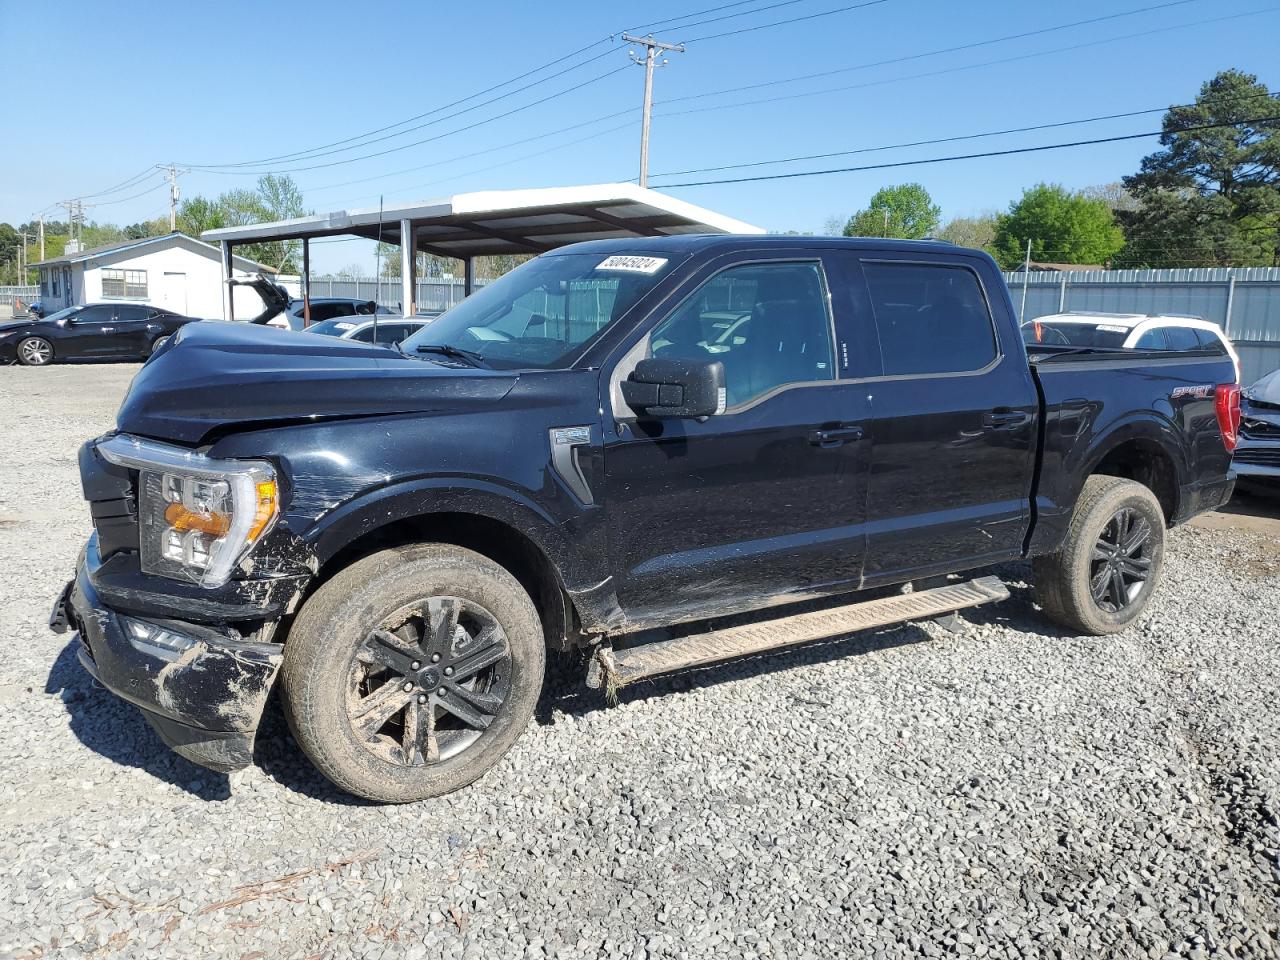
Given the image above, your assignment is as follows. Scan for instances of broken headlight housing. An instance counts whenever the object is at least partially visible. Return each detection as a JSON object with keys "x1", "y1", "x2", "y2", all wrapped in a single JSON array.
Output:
[{"x1": 97, "y1": 434, "x2": 279, "y2": 588}]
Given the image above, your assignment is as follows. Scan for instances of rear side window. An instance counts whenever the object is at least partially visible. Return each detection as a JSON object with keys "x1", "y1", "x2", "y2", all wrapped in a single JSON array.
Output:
[
  {"x1": 863, "y1": 262, "x2": 997, "y2": 375},
  {"x1": 1194, "y1": 328, "x2": 1228, "y2": 354},
  {"x1": 1165, "y1": 326, "x2": 1201, "y2": 351},
  {"x1": 1133, "y1": 327, "x2": 1168, "y2": 350}
]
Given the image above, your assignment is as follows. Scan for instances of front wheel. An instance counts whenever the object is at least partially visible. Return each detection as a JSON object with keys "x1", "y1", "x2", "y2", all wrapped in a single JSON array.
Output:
[
  {"x1": 281, "y1": 544, "x2": 545, "y2": 802},
  {"x1": 16, "y1": 336, "x2": 53, "y2": 366},
  {"x1": 1033, "y1": 475, "x2": 1166, "y2": 635}
]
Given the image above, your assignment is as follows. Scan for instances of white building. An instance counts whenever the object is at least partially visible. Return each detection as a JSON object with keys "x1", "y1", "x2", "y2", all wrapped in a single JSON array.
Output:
[{"x1": 31, "y1": 232, "x2": 275, "y2": 320}]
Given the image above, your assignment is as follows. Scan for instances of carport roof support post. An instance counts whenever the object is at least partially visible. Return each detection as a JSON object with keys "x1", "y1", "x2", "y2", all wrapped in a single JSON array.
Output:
[
  {"x1": 220, "y1": 241, "x2": 233, "y2": 322},
  {"x1": 400, "y1": 219, "x2": 415, "y2": 318}
]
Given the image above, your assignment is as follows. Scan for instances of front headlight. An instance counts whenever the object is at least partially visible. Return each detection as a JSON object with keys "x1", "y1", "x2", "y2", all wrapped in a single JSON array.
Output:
[{"x1": 97, "y1": 434, "x2": 279, "y2": 588}]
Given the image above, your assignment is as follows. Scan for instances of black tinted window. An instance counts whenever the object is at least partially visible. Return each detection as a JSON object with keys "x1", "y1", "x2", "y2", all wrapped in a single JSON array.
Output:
[
  {"x1": 115, "y1": 306, "x2": 149, "y2": 322},
  {"x1": 1164, "y1": 326, "x2": 1201, "y2": 351},
  {"x1": 374, "y1": 323, "x2": 413, "y2": 345},
  {"x1": 651, "y1": 261, "x2": 834, "y2": 408},
  {"x1": 1133, "y1": 328, "x2": 1168, "y2": 350},
  {"x1": 1195, "y1": 328, "x2": 1228, "y2": 354},
  {"x1": 863, "y1": 262, "x2": 997, "y2": 375},
  {"x1": 73, "y1": 306, "x2": 113, "y2": 323}
]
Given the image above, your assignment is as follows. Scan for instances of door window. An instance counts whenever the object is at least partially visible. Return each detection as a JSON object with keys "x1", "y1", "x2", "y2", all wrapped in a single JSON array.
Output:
[
  {"x1": 862, "y1": 262, "x2": 997, "y2": 375},
  {"x1": 373, "y1": 323, "x2": 414, "y2": 345},
  {"x1": 649, "y1": 261, "x2": 835, "y2": 408},
  {"x1": 72, "y1": 305, "x2": 113, "y2": 323},
  {"x1": 114, "y1": 306, "x2": 149, "y2": 322}
]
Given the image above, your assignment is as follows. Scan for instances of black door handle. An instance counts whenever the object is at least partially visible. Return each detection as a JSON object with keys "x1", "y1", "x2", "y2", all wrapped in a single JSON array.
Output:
[
  {"x1": 809, "y1": 424, "x2": 864, "y2": 447},
  {"x1": 983, "y1": 409, "x2": 1030, "y2": 429}
]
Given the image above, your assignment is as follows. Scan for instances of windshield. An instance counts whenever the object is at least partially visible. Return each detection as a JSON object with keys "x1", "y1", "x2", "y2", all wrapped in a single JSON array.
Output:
[
  {"x1": 41, "y1": 307, "x2": 80, "y2": 323},
  {"x1": 399, "y1": 252, "x2": 677, "y2": 370},
  {"x1": 305, "y1": 318, "x2": 361, "y2": 337},
  {"x1": 1022, "y1": 320, "x2": 1129, "y2": 348}
]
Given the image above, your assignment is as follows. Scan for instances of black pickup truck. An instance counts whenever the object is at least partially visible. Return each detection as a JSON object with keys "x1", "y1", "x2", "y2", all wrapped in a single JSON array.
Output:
[{"x1": 51, "y1": 236, "x2": 1240, "y2": 802}]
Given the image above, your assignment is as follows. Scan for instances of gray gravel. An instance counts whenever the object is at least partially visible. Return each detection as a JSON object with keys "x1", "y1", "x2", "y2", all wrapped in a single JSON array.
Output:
[{"x1": 2, "y1": 362, "x2": 1279, "y2": 959}]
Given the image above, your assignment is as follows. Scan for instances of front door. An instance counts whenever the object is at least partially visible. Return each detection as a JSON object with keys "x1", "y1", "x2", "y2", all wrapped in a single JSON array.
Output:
[
  {"x1": 159, "y1": 272, "x2": 187, "y2": 315},
  {"x1": 602, "y1": 255, "x2": 872, "y2": 629},
  {"x1": 842, "y1": 254, "x2": 1039, "y2": 585},
  {"x1": 65, "y1": 304, "x2": 118, "y2": 356}
]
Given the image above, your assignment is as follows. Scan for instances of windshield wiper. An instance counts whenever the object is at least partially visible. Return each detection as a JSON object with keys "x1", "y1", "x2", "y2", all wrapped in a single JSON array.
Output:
[{"x1": 412, "y1": 344, "x2": 486, "y2": 367}]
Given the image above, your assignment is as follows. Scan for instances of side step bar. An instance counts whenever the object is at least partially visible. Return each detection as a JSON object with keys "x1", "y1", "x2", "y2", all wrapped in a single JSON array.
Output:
[{"x1": 588, "y1": 576, "x2": 1009, "y2": 691}]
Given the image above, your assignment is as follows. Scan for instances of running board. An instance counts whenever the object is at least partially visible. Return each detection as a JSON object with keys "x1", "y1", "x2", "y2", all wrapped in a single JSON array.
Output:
[{"x1": 588, "y1": 576, "x2": 1009, "y2": 690}]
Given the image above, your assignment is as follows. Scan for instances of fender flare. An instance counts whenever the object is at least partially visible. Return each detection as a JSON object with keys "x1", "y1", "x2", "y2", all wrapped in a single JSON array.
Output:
[
  {"x1": 1068, "y1": 410, "x2": 1189, "y2": 514},
  {"x1": 301, "y1": 477, "x2": 580, "y2": 578}
]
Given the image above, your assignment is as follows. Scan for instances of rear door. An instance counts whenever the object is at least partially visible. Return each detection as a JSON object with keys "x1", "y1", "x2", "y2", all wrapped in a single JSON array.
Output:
[
  {"x1": 109, "y1": 305, "x2": 152, "y2": 355},
  {"x1": 842, "y1": 253, "x2": 1039, "y2": 586},
  {"x1": 602, "y1": 252, "x2": 874, "y2": 627}
]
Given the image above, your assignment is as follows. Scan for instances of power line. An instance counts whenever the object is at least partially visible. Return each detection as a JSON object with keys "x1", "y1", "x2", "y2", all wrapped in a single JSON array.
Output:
[
  {"x1": 186, "y1": 45, "x2": 621, "y2": 170},
  {"x1": 304, "y1": 106, "x2": 638, "y2": 194},
  {"x1": 649, "y1": 91, "x2": 1280, "y2": 179},
  {"x1": 679, "y1": 0, "x2": 891, "y2": 41},
  {"x1": 653, "y1": 115, "x2": 1280, "y2": 187},
  {"x1": 624, "y1": 0, "x2": 798, "y2": 33},
  {"x1": 182, "y1": 0, "x2": 837, "y2": 172},
  {"x1": 653, "y1": 5, "x2": 1279, "y2": 123},
  {"x1": 190, "y1": 63, "x2": 631, "y2": 176},
  {"x1": 661, "y1": 0, "x2": 1202, "y2": 106},
  {"x1": 628, "y1": 0, "x2": 818, "y2": 36}
]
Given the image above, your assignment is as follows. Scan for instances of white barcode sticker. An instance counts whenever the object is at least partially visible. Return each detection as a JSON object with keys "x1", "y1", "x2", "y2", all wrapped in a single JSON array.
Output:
[
  {"x1": 1095, "y1": 324, "x2": 1129, "y2": 333},
  {"x1": 596, "y1": 255, "x2": 668, "y2": 274}
]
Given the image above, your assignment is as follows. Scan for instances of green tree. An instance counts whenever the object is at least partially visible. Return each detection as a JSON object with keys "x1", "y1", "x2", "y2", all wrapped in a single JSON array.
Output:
[
  {"x1": 844, "y1": 183, "x2": 941, "y2": 239},
  {"x1": 1115, "y1": 69, "x2": 1280, "y2": 267},
  {"x1": 177, "y1": 197, "x2": 227, "y2": 237},
  {"x1": 0, "y1": 223, "x2": 19, "y2": 282},
  {"x1": 937, "y1": 214, "x2": 998, "y2": 253},
  {"x1": 208, "y1": 175, "x2": 309, "y2": 273},
  {"x1": 993, "y1": 184, "x2": 1124, "y2": 268}
]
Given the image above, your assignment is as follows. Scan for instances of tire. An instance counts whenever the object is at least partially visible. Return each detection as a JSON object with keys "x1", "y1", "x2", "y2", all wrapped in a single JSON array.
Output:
[
  {"x1": 1033, "y1": 475, "x2": 1166, "y2": 635},
  {"x1": 16, "y1": 336, "x2": 53, "y2": 366},
  {"x1": 148, "y1": 334, "x2": 170, "y2": 355},
  {"x1": 281, "y1": 544, "x2": 545, "y2": 802}
]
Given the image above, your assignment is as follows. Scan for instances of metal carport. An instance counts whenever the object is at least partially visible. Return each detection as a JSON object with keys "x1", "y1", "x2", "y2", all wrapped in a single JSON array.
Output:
[{"x1": 201, "y1": 183, "x2": 763, "y2": 323}]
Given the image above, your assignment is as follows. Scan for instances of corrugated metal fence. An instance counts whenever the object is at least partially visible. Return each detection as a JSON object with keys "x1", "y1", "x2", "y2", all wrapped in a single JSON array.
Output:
[
  {"x1": 307, "y1": 278, "x2": 484, "y2": 313},
  {"x1": 0, "y1": 285, "x2": 39, "y2": 308},
  {"x1": 1004, "y1": 266, "x2": 1280, "y2": 385}
]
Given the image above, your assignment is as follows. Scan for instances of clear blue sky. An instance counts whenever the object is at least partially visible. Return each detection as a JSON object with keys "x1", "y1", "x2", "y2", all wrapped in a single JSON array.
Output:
[{"x1": 4, "y1": 0, "x2": 1277, "y2": 273}]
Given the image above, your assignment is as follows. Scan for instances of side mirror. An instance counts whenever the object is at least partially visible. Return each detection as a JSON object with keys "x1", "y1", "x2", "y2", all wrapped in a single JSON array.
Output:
[{"x1": 621, "y1": 357, "x2": 726, "y2": 419}]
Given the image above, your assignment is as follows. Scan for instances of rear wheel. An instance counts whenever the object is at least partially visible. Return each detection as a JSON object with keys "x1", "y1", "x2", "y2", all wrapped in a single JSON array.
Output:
[
  {"x1": 148, "y1": 334, "x2": 170, "y2": 355},
  {"x1": 281, "y1": 544, "x2": 545, "y2": 802},
  {"x1": 1033, "y1": 475, "x2": 1165, "y2": 635},
  {"x1": 16, "y1": 336, "x2": 53, "y2": 366}
]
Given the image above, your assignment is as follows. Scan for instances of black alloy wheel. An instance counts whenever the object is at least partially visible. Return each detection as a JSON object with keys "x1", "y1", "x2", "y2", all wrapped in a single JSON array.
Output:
[
  {"x1": 1088, "y1": 506, "x2": 1154, "y2": 613},
  {"x1": 346, "y1": 597, "x2": 511, "y2": 766}
]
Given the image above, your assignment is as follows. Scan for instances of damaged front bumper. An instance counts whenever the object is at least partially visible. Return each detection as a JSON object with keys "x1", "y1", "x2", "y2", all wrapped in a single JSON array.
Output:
[{"x1": 52, "y1": 538, "x2": 284, "y2": 772}]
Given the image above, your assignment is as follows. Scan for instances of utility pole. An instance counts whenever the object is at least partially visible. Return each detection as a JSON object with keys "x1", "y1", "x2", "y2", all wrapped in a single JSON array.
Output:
[
  {"x1": 622, "y1": 33, "x2": 684, "y2": 188},
  {"x1": 159, "y1": 164, "x2": 185, "y2": 232},
  {"x1": 38, "y1": 215, "x2": 45, "y2": 261}
]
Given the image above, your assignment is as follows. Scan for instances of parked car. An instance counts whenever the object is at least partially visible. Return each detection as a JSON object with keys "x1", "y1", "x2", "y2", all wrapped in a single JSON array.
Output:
[
  {"x1": 52, "y1": 236, "x2": 1239, "y2": 802},
  {"x1": 1234, "y1": 367, "x2": 1280, "y2": 492},
  {"x1": 269, "y1": 297, "x2": 395, "y2": 331},
  {"x1": 305, "y1": 315, "x2": 432, "y2": 347},
  {"x1": 0, "y1": 303, "x2": 199, "y2": 366},
  {"x1": 1022, "y1": 312, "x2": 1240, "y2": 381}
]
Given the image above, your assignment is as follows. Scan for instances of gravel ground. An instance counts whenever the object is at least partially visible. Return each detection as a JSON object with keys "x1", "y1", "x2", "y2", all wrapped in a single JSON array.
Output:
[{"x1": 2, "y1": 362, "x2": 1279, "y2": 960}]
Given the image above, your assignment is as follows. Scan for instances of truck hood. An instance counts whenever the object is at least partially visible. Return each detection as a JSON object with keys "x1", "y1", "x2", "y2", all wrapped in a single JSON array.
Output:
[{"x1": 116, "y1": 320, "x2": 519, "y2": 444}]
